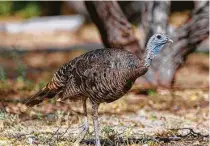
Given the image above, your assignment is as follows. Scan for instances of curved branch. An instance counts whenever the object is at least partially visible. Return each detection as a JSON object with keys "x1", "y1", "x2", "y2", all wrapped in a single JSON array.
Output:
[
  {"x1": 85, "y1": 1, "x2": 143, "y2": 57},
  {"x1": 138, "y1": 1, "x2": 209, "y2": 88}
]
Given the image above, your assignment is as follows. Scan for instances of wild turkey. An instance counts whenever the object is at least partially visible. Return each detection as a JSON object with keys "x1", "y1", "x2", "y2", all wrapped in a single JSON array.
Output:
[{"x1": 26, "y1": 33, "x2": 173, "y2": 146}]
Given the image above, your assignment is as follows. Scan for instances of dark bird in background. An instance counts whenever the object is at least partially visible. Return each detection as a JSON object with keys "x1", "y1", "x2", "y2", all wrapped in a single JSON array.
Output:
[{"x1": 26, "y1": 33, "x2": 173, "y2": 146}]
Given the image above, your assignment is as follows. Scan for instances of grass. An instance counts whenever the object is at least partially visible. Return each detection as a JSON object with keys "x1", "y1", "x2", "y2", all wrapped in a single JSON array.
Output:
[
  {"x1": 1, "y1": 102, "x2": 208, "y2": 146},
  {"x1": 0, "y1": 67, "x2": 7, "y2": 89},
  {"x1": 0, "y1": 98, "x2": 208, "y2": 146},
  {"x1": 0, "y1": 1, "x2": 41, "y2": 18},
  {"x1": 147, "y1": 89, "x2": 157, "y2": 96},
  {"x1": 0, "y1": 52, "x2": 208, "y2": 146}
]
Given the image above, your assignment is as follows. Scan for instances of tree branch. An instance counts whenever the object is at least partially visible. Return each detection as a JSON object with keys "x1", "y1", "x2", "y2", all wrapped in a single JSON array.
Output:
[
  {"x1": 85, "y1": 1, "x2": 143, "y2": 57},
  {"x1": 85, "y1": 1, "x2": 209, "y2": 88},
  {"x1": 138, "y1": 1, "x2": 209, "y2": 88}
]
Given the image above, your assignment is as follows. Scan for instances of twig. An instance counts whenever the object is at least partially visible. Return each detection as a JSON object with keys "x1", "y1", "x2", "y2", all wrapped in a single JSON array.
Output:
[
  {"x1": 170, "y1": 128, "x2": 209, "y2": 138},
  {"x1": 44, "y1": 126, "x2": 61, "y2": 144}
]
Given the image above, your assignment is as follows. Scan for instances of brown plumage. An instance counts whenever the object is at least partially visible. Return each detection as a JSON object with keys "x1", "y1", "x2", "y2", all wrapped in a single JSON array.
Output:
[
  {"x1": 26, "y1": 48, "x2": 147, "y2": 106},
  {"x1": 26, "y1": 33, "x2": 173, "y2": 146}
]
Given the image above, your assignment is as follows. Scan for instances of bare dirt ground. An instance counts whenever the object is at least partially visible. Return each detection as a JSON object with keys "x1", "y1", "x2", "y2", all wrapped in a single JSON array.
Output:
[
  {"x1": 0, "y1": 50, "x2": 208, "y2": 146},
  {"x1": 0, "y1": 12, "x2": 209, "y2": 145}
]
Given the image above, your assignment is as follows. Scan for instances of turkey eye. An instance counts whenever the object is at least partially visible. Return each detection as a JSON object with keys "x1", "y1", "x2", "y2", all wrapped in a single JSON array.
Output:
[{"x1": 157, "y1": 35, "x2": 161, "y2": 39}]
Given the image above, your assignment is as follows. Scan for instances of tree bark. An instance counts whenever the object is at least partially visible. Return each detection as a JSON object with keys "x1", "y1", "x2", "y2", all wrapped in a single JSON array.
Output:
[
  {"x1": 85, "y1": 1, "x2": 209, "y2": 88},
  {"x1": 118, "y1": 1, "x2": 142, "y2": 24},
  {"x1": 141, "y1": 1, "x2": 171, "y2": 46},
  {"x1": 138, "y1": 1, "x2": 209, "y2": 88},
  {"x1": 85, "y1": 1, "x2": 143, "y2": 58}
]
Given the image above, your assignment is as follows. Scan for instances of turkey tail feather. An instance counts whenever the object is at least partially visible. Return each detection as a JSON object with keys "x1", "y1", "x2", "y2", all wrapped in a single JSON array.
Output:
[{"x1": 25, "y1": 87, "x2": 56, "y2": 107}]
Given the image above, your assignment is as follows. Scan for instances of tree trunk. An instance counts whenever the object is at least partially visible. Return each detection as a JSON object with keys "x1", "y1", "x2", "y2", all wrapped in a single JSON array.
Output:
[
  {"x1": 85, "y1": 1, "x2": 209, "y2": 88},
  {"x1": 137, "y1": 1, "x2": 209, "y2": 88},
  {"x1": 141, "y1": 1, "x2": 171, "y2": 46}
]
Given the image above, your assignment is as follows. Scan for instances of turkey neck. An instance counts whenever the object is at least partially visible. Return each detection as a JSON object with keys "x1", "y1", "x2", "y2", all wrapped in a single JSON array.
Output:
[
  {"x1": 131, "y1": 43, "x2": 153, "y2": 78},
  {"x1": 142, "y1": 40, "x2": 155, "y2": 68}
]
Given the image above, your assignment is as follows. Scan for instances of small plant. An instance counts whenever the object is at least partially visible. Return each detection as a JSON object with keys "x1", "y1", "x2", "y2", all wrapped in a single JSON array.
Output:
[
  {"x1": 102, "y1": 126, "x2": 117, "y2": 141},
  {"x1": 0, "y1": 1, "x2": 41, "y2": 18},
  {"x1": 56, "y1": 110, "x2": 65, "y2": 126},
  {"x1": 147, "y1": 140, "x2": 158, "y2": 146},
  {"x1": 147, "y1": 89, "x2": 157, "y2": 96},
  {"x1": 0, "y1": 66, "x2": 7, "y2": 89},
  {"x1": 0, "y1": 1, "x2": 12, "y2": 16},
  {"x1": 150, "y1": 113, "x2": 157, "y2": 121},
  {"x1": 15, "y1": 2, "x2": 41, "y2": 18},
  {"x1": 102, "y1": 126, "x2": 115, "y2": 134},
  {"x1": 35, "y1": 112, "x2": 43, "y2": 120},
  {"x1": 0, "y1": 111, "x2": 6, "y2": 120},
  {"x1": 17, "y1": 63, "x2": 26, "y2": 80}
]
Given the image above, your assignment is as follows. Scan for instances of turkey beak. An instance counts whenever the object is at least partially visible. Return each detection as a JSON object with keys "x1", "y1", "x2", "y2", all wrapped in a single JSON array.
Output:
[{"x1": 167, "y1": 38, "x2": 173, "y2": 43}]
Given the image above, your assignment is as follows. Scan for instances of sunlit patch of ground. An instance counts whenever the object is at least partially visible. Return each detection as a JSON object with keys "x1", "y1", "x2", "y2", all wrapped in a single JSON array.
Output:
[
  {"x1": 0, "y1": 50, "x2": 209, "y2": 145},
  {"x1": 0, "y1": 97, "x2": 208, "y2": 145}
]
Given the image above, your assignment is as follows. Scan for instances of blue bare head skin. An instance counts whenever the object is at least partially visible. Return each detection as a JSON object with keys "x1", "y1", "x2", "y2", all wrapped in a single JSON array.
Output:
[{"x1": 144, "y1": 33, "x2": 173, "y2": 67}]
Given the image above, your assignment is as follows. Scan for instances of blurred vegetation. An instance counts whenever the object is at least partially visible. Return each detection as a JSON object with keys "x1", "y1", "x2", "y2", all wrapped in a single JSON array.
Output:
[
  {"x1": 147, "y1": 89, "x2": 157, "y2": 96},
  {"x1": 0, "y1": 66, "x2": 7, "y2": 89},
  {"x1": 0, "y1": 1, "x2": 41, "y2": 18}
]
